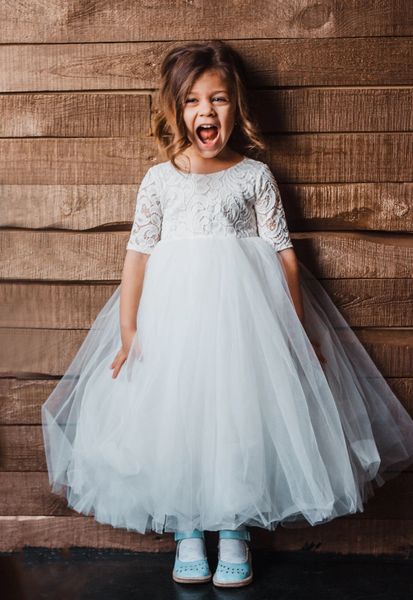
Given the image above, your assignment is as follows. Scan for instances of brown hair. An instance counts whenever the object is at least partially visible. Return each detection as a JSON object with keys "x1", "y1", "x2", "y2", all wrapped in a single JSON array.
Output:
[{"x1": 152, "y1": 40, "x2": 268, "y2": 172}]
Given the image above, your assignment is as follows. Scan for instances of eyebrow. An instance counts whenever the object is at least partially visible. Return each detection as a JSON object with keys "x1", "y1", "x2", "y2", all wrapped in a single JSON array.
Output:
[{"x1": 188, "y1": 89, "x2": 229, "y2": 94}]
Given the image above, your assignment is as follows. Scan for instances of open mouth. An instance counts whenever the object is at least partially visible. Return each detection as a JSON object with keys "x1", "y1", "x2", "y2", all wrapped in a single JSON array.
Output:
[{"x1": 196, "y1": 125, "x2": 220, "y2": 145}]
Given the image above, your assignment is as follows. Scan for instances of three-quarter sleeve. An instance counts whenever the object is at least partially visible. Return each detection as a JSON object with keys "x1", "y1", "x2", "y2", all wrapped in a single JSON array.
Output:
[
  {"x1": 126, "y1": 167, "x2": 163, "y2": 254},
  {"x1": 254, "y1": 164, "x2": 294, "y2": 252}
]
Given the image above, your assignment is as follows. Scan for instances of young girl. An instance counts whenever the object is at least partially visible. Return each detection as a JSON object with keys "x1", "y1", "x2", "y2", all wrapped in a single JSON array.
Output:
[{"x1": 42, "y1": 40, "x2": 413, "y2": 588}]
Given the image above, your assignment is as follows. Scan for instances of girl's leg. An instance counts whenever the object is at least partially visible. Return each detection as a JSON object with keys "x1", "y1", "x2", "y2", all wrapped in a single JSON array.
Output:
[
  {"x1": 172, "y1": 529, "x2": 212, "y2": 583},
  {"x1": 176, "y1": 530, "x2": 207, "y2": 561},
  {"x1": 218, "y1": 525, "x2": 249, "y2": 562},
  {"x1": 212, "y1": 525, "x2": 253, "y2": 587}
]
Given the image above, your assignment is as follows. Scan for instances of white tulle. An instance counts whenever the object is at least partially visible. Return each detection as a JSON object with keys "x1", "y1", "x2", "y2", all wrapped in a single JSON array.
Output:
[{"x1": 42, "y1": 235, "x2": 413, "y2": 534}]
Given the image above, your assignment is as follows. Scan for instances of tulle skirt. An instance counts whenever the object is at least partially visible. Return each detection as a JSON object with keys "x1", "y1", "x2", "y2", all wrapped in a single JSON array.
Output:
[{"x1": 41, "y1": 235, "x2": 413, "y2": 534}]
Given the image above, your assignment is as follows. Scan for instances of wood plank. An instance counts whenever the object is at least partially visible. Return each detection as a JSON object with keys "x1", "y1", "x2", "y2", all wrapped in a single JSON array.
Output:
[
  {"x1": 2, "y1": 182, "x2": 413, "y2": 232},
  {"x1": 265, "y1": 133, "x2": 413, "y2": 183},
  {"x1": 1, "y1": 38, "x2": 413, "y2": 92},
  {"x1": 1, "y1": 184, "x2": 137, "y2": 230},
  {"x1": 1, "y1": 516, "x2": 412, "y2": 555},
  {"x1": 0, "y1": 380, "x2": 58, "y2": 425},
  {"x1": 0, "y1": 137, "x2": 155, "y2": 185},
  {"x1": 0, "y1": 93, "x2": 150, "y2": 138},
  {"x1": 284, "y1": 182, "x2": 413, "y2": 233},
  {"x1": 252, "y1": 519, "x2": 413, "y2": 556},
  {"x1": 1, "y1": 231, "x2": 412, "y2": 281},
  {"x1": 293, "y1": 233, "x2": 413, "y2": 279},
  {"x1": 1, "y1": 328, "x2": 411, "y2": 379},
  {"x1": 354, "y1": 329, "x2": 413, "y2": 378},
  {"x1": 0, "y1": 330, "x2": 86, "y2": 378},
  {"x1": 1, "y1": 1, "x2": 413, "y2": 43},
  {"x1": 0, "y1": 366, "x2": 413, "y2": 471},
  {"x1": 1, "y1": 283, "x2": 118, "y2": 328},
  {"x1": 2, "y1": 89, "x2": 412, "y2": 139},
  {"x1": 0, "y1": 516, "x2": 172, "y2": 552},
  {"x1": 319, "y1": 279, "x2": 413, "y2": 327},
  {"x1": 0, "y1": 426, "x2": 47, "y2": 470},
  {"x1": 1, "y1": 280, "x2": 412, "y2": 329},
  {"x1": 2, "y1": 379, "x2": 411, "y2": 426},
  {"x1": 256, "y1": 88, "x2": 413, "y2": 133},
  {"x1": 1, "y1": 471, "x2": 412, "y2": 519},
  {"x1": 0, "y1": 472, "x2": 74, "y2": 516},
  {"x1": 1, "y1": 134, "x2": 412, "y2": 184},
  {"x1": 0, "y1": 231, "x2": 128, "y2": 281},
  {"x1": 384, "y1": 378, "x2": 413, "y2": 416}
]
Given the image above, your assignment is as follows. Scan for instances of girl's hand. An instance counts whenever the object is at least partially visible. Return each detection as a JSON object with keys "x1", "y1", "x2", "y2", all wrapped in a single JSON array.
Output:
[
  {"x1": 110, "y1": 347, "x2": 129, "y2": 379},
  {"x1": 110, "y1": 328, "x2": 136, "y2": 379},
  {"x1": 309, "y1": 338, "x2": 327, "y2": 365}
]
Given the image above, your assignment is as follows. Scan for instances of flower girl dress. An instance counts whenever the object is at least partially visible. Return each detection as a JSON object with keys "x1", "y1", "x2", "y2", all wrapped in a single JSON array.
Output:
[{"x1": 42, "y1": 156, "x2": 413, "y2": 534}]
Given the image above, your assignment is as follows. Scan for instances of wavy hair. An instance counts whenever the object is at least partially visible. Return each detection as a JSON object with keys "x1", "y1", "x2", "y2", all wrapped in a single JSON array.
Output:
[{"x1": 152, "y1": 40, "x2": 268, "y2": 172}]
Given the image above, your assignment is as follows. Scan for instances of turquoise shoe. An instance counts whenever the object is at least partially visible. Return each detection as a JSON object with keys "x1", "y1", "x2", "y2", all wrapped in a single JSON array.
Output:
[
  {"x1": 212, "y1": 528, "x2": 253, "y2": 588},
  {"x1": 172, "y1": 529, "x2": 212, "y2": 584}
]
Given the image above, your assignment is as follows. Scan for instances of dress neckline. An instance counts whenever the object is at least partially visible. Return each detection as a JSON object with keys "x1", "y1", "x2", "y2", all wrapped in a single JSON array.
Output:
[{"x1": 171, "y1": 155, "x2": 248, "y2": 176}]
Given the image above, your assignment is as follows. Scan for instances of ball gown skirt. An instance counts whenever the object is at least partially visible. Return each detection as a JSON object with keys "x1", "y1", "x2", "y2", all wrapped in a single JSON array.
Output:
[{"x1": 41, "y1": 235, "x2": 413, "y2": 534}]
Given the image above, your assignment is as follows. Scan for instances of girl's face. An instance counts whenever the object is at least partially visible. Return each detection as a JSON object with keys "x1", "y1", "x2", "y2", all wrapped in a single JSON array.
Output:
[{"x1": 181, "y1": 69, "x2": 236, "y2": 160}]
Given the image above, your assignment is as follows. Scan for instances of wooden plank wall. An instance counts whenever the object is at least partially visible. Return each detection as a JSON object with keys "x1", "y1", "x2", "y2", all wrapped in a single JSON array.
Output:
[{"x1": 0, "y1": 1, "x2": 412, "y2": 555}]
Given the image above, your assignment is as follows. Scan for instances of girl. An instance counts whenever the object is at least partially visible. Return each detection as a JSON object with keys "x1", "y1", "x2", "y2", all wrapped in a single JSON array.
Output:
[{"x1": 42, "y1": 40, "x2": 413, "y2": 588}]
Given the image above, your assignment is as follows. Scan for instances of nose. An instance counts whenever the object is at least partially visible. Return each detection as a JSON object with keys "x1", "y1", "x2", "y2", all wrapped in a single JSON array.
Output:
[{"x1": 199, "y1": 99, "x2": 215, "y2": 117}]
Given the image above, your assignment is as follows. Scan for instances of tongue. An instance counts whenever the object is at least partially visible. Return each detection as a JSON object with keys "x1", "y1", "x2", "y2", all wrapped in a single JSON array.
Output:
[{"x1": 198, "y1": 127, "x2": 218, "y2": 142}]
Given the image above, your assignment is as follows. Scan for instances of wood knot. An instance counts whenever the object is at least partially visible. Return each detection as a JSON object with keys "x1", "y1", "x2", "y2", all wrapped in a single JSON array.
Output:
[{"x1": 296, "y1": 3, "x2": 332, "y2": 30}]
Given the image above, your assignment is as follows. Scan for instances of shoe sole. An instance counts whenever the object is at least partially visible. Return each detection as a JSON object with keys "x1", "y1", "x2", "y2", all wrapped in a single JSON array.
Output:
[
  {"x1": 172, "y1": 536, "x2": 211, "y2": 584},
  {"x1": 172, "y1": 573, "x2": 212, "y2": 584},
  {"x1": 212, "y1": 545, "x2": 253, "y2": 587},
  {"x1": 212, "y1": 570, "x2": 253, "y2": 587}
]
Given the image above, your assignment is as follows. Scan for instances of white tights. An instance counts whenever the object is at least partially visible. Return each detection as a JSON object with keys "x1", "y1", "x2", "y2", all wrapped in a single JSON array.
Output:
[
  {"x1": 177, "y1": 526, "x2": 248, "y2": 563},
  {"x1": 218, "y1": 525, "x2": 248, "y2": 563}
]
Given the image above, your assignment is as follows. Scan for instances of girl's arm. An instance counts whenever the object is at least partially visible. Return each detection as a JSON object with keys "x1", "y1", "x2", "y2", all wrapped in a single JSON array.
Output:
[
  {"x1": 111, "y1": 250, "x2": 149, "y2": 378},
  {"x1": 278, "y1": 247, "x2": 326, "y2": 364},
  {"x1": 120, "y1": 250, "x2": 149, "y2": 340},
  {"x1": 254, "y1": 164, "x2": 326, "y2": 365},
  {"x1": 253, "y1": 166, "x2": 305, "y2": 324},
  {"x1": 111, "y1": 166, "x2": 163, "y2": 378},
  {"x1": 277, "y1": 247, "x2": 305, "y2": 325}
]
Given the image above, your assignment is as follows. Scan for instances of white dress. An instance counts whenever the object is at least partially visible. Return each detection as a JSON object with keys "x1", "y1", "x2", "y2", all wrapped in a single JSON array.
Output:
[{"x1": 41, "y1": 156, "x2": 413, "y2": 535}]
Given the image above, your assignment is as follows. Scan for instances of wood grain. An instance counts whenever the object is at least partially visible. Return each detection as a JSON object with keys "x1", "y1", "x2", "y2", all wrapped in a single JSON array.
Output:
[
  {"x1": 1, "y1": 379, "x2": 411, "y2": 426},
  {"x1": 1, "y1": 280, "x2": 412, "y2": 329},
  {"x1": 1, "y1": 184, "x2": 138, "y2": 230},
  {"x1": 1, "y1": 516, "x2": 412, "y2": 555},
  {"x1": 1, "y1": 0, "x2": 412, "y2": 557},
  {"x1": 1, "y1": 1, "x2": 412, "y2": 44},
  {"x1": 9, "y1": 423, "x2": 412, "y2": 473},
  {"x1": 1, "y1": 38, "x2": 413, "y2": 92},
  {"x1": 2, "y1": 231, "x2": 412, "y2": 281},
  {"x1": 0, "y1": 93, "x2": 150, "y2": 138},
  {"x1": 0, "y1": 515, "x2": 172, "y2": 553},
  {"x1": 0, "y1": 322, "x2": 411, "y2": 380},
  {"x1": 1, "y1": 134, "x2": 412, "y2": 184},
  {"x1": 1, "y1": 89, "x2": 412, "y2": 139},
  {"x1": 2, "y1": 182, "x2": 413, "y2": 232},
  {"x1": 0, "y1": 471, "x2": 412, "y2": 519}
]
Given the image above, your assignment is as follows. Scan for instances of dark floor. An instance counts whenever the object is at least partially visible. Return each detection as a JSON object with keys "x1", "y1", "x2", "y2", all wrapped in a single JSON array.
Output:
[{"x1": 1, "y1": 547, "x2": 412, "y2": 600}]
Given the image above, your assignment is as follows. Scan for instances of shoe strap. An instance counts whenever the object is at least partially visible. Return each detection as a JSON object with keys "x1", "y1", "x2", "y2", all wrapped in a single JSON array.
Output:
[
  {"x1": 219, "y1": 529, "x2": 251, "y2": 541},
  {"x1": 174, "y1": 529, "x2": 205, "y2": 541}
]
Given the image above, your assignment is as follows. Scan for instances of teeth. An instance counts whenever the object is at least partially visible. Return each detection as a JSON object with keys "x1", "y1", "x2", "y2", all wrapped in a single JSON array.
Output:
[{"x1": 199, "y1": 124, "x2": 217, "y2": 128}]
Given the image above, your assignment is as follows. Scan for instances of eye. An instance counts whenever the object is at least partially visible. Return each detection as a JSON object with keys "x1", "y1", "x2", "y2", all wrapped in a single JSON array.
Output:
[{"x1": 184, "y1": 96, "x2": 228, "y2": 103}]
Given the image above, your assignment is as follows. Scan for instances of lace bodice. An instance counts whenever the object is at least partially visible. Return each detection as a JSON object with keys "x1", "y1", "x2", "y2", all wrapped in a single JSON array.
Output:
[{"x1": 126, "y1": 156, "x2": 294, "y2": 255}]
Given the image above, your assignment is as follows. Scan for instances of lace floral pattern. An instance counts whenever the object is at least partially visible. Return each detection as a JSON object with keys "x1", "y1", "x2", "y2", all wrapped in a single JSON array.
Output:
[
  {"x1": 126, "y1": 168, "x2": 163, "y2": 254},
  {"x1": 254, "y1": 164, "x2": 294, "y2": 252},
  {"x1": 126, "y1": 157, "x2": 294, "y2": 254}
]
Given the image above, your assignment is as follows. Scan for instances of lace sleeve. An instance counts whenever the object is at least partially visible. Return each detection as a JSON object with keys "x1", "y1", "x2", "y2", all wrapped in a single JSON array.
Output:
[
  {"x1": 126, "y1": 167, "x2": 163, "y2": 254},
  {"x1": 254, "y1": 164, "x2": 294, "y2": 252}
]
